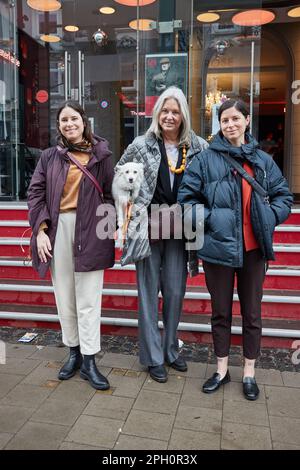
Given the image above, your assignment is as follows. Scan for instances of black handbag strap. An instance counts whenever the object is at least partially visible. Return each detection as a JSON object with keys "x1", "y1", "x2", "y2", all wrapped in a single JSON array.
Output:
[{"x1": 220, "y1": 152, "x2": 268, "y2": 198}]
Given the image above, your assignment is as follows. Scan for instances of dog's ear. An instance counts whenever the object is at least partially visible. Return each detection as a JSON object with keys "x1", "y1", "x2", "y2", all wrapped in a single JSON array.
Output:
[{"x1": 114, "y1": 165, "x2": 121, "y2": 174}]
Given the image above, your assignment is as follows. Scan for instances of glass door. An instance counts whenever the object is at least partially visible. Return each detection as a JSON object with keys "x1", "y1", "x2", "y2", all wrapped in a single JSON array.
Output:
[
  {"x1": 0, "y1": 0, "x2": 19, "y2": 200},
  {"x1": 203, "y1": 23, "x2": 261, "y2": 141},
  {"x1": 47, "y1": 1, "x2": 143, "y2": 164}
]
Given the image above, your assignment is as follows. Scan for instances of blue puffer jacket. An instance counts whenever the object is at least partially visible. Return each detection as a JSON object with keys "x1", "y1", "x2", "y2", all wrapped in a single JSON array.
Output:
[{"x1": 177, "y1": 132, "x2": 293, "y2": 267}]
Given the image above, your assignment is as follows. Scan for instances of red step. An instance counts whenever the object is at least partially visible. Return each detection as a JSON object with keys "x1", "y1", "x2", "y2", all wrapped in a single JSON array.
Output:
[
  {"x1": 0, "y1": 307, "x2": 296, "y2": 350},
  {"x1": 1, "y1": 260, "x2": 300, "y2": 291},
  {"x1": 0, "y1": 281, "x2": 299, "y2": 319},
  {"x1": 282, "y1": 210, "x2": 300, "y2": 225},
  {"x1": 1, "y1": 206, "x2": 299, "y2": 222},
  {"x1": 0, "y1": 225, "x2": 31, "y2": 238},
  {"x1": 1, "y1": 240, "x2": 299, "y2": 265},
  {"x1": 0, "y1": 209, "x2": 28, "y2": 220},
  {"x1": 273, "y1": 227, "x2": 300, "y2": 244},
  {"x1": 1, "y1": 220, "x2": 300, "y2": 242},
  {"x1": 270, "y1": 246, "x2": 300, "y2": 266}
]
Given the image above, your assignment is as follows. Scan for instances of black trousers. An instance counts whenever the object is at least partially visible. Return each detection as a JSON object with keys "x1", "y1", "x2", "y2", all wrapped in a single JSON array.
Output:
[{"x1": 203, "y1": 249, "x2": 266, "y2": 359}]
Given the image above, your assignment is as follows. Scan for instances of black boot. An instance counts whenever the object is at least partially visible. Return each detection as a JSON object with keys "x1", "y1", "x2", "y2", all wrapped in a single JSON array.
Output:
[
  {"x1": 58, "y1": 346, "x2": 82, "y2": 380},
  {"x1": 80, "y1": 355, "x2": 110, "y2": 390}
]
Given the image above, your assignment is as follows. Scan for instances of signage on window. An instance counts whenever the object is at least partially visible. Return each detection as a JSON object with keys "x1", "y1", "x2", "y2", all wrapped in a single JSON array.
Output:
[{"x1": 0, "y1": 49, "x2": 20, "y2": 67}]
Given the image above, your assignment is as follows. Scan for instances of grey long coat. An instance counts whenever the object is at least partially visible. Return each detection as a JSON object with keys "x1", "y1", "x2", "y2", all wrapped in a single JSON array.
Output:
[{"x1": 117, "y1": 131, "x2": 208, "y2": 266}]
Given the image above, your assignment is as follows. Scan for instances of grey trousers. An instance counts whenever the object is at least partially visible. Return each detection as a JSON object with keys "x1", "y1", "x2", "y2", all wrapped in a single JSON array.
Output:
[{"x1": 135, "y1": 239, "x2": 187, "y2": 366}]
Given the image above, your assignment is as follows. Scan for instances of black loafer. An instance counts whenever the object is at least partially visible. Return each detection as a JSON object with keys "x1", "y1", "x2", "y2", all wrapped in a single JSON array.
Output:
[
  {"x1": 202, "y1": 370, "x2": 231, "y2": 393},
  {"x1": 148, "y1": 365, "x2": 168, "y2": 383},
  {"x1": 167, "y1": 356, "x2": 188, "y2": 372},
  {"x1": 243, "y1": 377, "x2": 259, "y2": 401}
]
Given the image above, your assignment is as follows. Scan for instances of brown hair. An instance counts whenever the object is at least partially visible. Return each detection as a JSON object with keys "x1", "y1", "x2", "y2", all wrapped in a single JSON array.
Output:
[{"x1": 56, "y1": 101, "x2": 93, "y2": 143}]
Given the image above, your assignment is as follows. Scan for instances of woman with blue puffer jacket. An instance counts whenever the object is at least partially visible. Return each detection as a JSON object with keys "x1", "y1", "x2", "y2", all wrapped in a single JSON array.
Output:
[{"x1": 178, "y1": 99, "x2": 293, "y2": 401}]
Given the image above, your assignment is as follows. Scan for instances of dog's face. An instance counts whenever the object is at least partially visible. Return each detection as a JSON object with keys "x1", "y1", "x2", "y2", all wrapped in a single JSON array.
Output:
[{"x1": 114, "y1": 162, "x2": 144, "y2": 191}]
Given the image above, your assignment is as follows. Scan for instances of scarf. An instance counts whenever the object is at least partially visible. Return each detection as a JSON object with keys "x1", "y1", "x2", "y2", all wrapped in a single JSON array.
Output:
[{"x1": 57, "y1": 134, "x2": 93, "y2": 153}]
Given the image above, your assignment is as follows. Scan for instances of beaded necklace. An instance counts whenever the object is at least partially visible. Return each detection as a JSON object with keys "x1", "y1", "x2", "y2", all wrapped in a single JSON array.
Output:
[{"x1": 167, "y1": 144, "x2": 187, "y2": 174}]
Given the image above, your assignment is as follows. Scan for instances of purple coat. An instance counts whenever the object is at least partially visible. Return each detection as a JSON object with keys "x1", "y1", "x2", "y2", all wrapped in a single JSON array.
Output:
[{"x1": 27, "y1": 136, "x2": 115, "y2": 278}]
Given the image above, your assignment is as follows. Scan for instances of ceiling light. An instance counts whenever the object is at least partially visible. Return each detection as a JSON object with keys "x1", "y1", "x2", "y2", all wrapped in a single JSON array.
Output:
[
  {"x1": 197, "y1": 13, "x2": 220, "y2": 23},
  {"x1": 114, "y1": 0, "x2": 156, "y2": 6},
  {"x1": 232, "y1": 9, "x2": 275, "y2": 26},
  {"x1": 27, "y1": 0, "x2": 61, "y2": 12},
  {"x1": 40, "y1": 34, "x2": 61, "y2": 42},
  {"x1": 100, "y1": 7, "x2": 115, "y2": 14},
  {"x1": 288, "y1": 7, "x2": 300, "y2": 18},
  {"x1": 64, "y1": 25, "x2": 79, "y2": 32},
  {"x1": 209, "y1": 9, "x2": 237, "y2": 12},
  {"x1": 129, "y1": 19, "x2": 153, "y2": 31}
]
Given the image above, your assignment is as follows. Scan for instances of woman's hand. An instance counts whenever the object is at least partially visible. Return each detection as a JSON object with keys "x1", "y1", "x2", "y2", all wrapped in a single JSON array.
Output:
[{"x1": 37, "y1": 231, "x2": 52, "y2": 263}]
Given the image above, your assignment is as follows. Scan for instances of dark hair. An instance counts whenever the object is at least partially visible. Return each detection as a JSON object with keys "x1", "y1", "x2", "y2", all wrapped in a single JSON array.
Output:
[
  {"x1": 218, "y1": 99, "x2": 250, "y2": 133},
  {"x1": 56, "y1": 101, "x2": 93, "y2": 143}
]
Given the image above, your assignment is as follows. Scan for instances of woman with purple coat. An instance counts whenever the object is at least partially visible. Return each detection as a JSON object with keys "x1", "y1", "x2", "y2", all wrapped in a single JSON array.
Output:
[{"x1": 27, "y1": 101, "x2": 115, "y2": 390}]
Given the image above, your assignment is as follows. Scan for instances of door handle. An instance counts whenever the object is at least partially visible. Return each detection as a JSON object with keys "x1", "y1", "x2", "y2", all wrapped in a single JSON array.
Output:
[
  {"x1": 78, "y1": 50, "x2": 85, "y2": 107},
  {"x1": 64, "y1": 51, "x2": 71, "y2": 100}
]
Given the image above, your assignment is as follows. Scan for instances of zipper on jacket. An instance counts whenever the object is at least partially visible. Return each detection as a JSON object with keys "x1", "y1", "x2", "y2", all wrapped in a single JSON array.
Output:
[
  {"x1": 234, "y1": 172, "x2": 243, "y2": 267},
  {"x1": 78, "y1": 220, "x2": 82, "y2": 252}
]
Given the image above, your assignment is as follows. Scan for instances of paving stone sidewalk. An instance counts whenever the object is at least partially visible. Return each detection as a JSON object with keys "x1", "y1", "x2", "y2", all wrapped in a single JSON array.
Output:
[{"x1": 1, "y1": 339, "x2": 300, "y2": 450}]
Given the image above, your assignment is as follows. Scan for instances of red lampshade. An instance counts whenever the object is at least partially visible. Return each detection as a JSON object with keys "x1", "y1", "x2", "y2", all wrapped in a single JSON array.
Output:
[
  {"x1": 232, "y1": 9, "x2": 275, "y2": 26},
  {"x1": 114, "y1": 0, "x2": 156, "y2": 6}
]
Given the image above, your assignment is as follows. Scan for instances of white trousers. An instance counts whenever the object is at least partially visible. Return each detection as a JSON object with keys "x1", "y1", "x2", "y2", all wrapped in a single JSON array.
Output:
[{"x1": 51, "y1": 212, "x2": 103, "y2": 355}]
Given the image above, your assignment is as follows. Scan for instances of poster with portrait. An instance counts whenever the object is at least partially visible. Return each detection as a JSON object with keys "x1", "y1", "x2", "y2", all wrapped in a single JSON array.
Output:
[{"x1": 145, "y1": 53, "x2": 188, "y2": 117}]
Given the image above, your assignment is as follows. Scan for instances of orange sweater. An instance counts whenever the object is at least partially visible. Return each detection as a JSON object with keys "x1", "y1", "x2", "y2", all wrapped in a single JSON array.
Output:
[
  {"x1": 242, "y1": 162, "x2": 259, "y2": 251},
  {"x1": 60, "y1": 151, "x2": 90, "y2": 213},
  {"x1": 39, "y1": 151, "x2": 90, "y2": 232}
]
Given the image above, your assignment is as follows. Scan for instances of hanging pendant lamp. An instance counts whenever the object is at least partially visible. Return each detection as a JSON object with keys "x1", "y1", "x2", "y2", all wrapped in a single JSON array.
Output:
[
  {"x1": 27, "y1": 0, "x2": 61, "y2": 12},
  {"x1": 288, "y1": 7, "x2": 300, "y2": 18},
  {"x1": 114, "y1": 1, "x2": 156, "y2": 7},
  {"x1": 232, "y1": 9, "x2": 275, "y2": 26},
  {"x1": 129, "y1": 19, "x2": 153, "y2": 30}
]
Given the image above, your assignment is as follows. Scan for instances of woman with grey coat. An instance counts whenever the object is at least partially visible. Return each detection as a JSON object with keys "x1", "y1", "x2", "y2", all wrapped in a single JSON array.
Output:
[{"x1": 116, "y1": 87, "x2": 207, "y2": 382}]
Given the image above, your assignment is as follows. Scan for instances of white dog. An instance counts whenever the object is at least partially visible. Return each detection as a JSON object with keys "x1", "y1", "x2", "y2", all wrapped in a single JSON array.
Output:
[{"x1": 112, "y1": 162, "x2": 144, "y2": 246}]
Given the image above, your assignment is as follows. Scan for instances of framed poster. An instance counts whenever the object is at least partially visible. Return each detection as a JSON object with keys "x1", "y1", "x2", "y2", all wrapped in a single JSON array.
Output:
[{"x1": 145, "y1": 53, "x2": 188, "y2": 117}]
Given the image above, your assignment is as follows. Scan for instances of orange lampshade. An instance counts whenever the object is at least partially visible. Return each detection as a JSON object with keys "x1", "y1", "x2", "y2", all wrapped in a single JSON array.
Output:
[
  {"x1": 40, "y1": 34, "x2": 60, "y2": 42},
  {"x1": 100, "y1": 7, "x2": 116, "y2": 14},
  {"x1": 129, "y1": 19, "x2": 153, "y2": 30},
  {"x1": 288, "y1": 7, "x2": 300, "y2": 18},
  {"x1": 64, "y1": 25, "x2": 79, "y2": 32},
  {"x1": 232, "y1": 9, "x2": 275, "y2": 26},
  {"x1": 114, "y1": 0, "x2": 156, "y2": 6},
  {"x1": 27, "y1": 0, "x2": 61, "y2": 12},
  {"x1": 197, "y1": 13, "x2": 220, "y2": 23}
]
